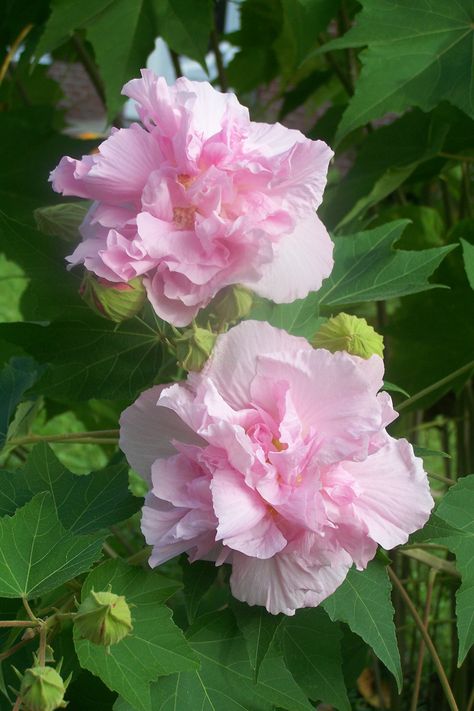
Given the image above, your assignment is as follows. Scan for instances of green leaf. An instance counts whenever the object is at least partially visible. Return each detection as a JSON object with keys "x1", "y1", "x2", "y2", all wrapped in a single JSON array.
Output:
[
  {"x1": 320, "y1": 109, "x2": 450, "y2": 230},
  {"x1": 35, "y1": 0, "x2": 114, "y2": 57},
  {"x1": 461, "y1": 238, "x2": 474, "y2": 290},
  {"x1": 318, "y1": 220, "x2": 456, "y2": 307},
  {"x1": 321, "y1": 0, "x2": 474, "y2": 141},
  {"x1": 152, "y1": 0, "x2": 213, "y2": 68},
  {"x1": 413, "y1": 445, "x2": 451, "y2": 459},
  {"x1": 36, "y1": 0, "x2": 155, "y2": 120},
  {"x1": 86, "y1": 0, "x2": 155, "y2": 120},
  {"x1": 387, "y1": 286, "x2": 474, "y2": 409},
  {"x1": 0, "y1": 306, "x2": 171, "y2": 401},
  {"x1": 0, "y1": 443, "x2": 141, "y2": 533},
  {"x1": 283, "y1": 608, "x2": 350, "y2": 711},
  {"x1": 275, "y1": 0, "x2": 340, "y2": 73},
  {"x1": 74, "y1": 559, "x2": 197, "y2": 711},
  {"x1": 249, "y1": 293, "x2": 325, "y2": 339},
  {"x1": 0, "y1": 357, "x2": 39, "y2": 450},
  {"x1": 231, "y1": 601, "x2": 283, "y2": 680},
  {"x1": 117, "y1": 609, "x2": 313, "y2": 711},
  {"x1": 34, "y1": 202, "x2": 90, "y2": 242},
  {"x1": 0, "y1": 492, "x2": 104, "y2": 598},
  {"x1": 0, "y1": 210, "x2": 83, "y2": 320},
  {"x1": 414, "y1": 476, "x2": 474, "y2": 664},
  {"x1": 323, "y1": 561, "x2": 402, "y2": 689},
  {"x1": 181, "y1": 559, "x2": 219, "y2": 625}
]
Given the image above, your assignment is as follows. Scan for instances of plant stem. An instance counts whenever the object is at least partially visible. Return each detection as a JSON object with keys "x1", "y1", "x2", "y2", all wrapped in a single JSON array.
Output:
[
  {"x1": 0, "y1": 23, "x2": 33, "y2": 83},
  {"x1": 210, "y1": 28, "x2": 228, "y2": 92},
  {"x1": 38, "y1": 625, "x2": 47, "y2": 666},
  {"x1": 398, "y1": 362, "x2": 474, "y2": 412},
  {"x1": 388, "y1": 567, "x2": 460, "y2": 711},
  {"x1": 410, "y1": 569, "x2": 437, "y2": 711},
  {"x1": 9, "y1": 430, "x2": 120, "y2": 446},
  {"x1": 398, "y1": 549, "x2": 459, "y2": 577},
  {"x1": 0, "y1": 620, "x2": 39, "y2": 628},
  {"x1": 127, "y1": 546, "x2": 152, "y2": 566},
  {"x1": 71, "y1": 32, "x2": 107, "y2": 109},
  {"x1": 169, "y1": 48, "x2": 183, "y2": 78}
]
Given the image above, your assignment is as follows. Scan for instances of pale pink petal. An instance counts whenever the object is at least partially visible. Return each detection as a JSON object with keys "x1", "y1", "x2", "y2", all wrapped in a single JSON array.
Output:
[
  {"x1": 211, "y1": 468, "x2": 286, "y2": 558},
  {"x1": 202, "y1": 320, "x2": 312, "y2": 410},
  {"x1": 119, "y1": 385, "x2": 205, "y2": 482},
  {"x1": 231, "y1": 536, "x2": 352, "y2": 615},
  {"x1": 244, "y1": 213, "x2": 333, "y2": 303},
  {"x1": 345, "y1": 437, "x2": 434, "y2": 549}
]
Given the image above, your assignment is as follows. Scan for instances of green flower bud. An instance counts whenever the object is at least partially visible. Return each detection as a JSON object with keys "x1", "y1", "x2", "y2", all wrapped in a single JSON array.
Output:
[
  {"x1": 312, "y1": 313, "x2": 384, "y2": 359},
  {"x1": 20, "y1": 666, "x2": 68, "y2": 711},
  {"x1": 211, "y1": 285, "x2": 253, "y2": 325},
  {"x1": 75, "y1": 589, "x2": 133, "y2": 647},
  {"x1": 79, "y1": 274, "x2": 146, "y2": 322},
  {"x1": 175, "y1": 324, "x2": 217, "y2": 372}
]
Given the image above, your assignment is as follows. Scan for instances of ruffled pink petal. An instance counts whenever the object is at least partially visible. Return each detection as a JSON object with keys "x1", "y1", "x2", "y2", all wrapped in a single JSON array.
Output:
[
  {"x1": 202, "y1": 320, "x2": 312, "y2": 410},
  {"x1": 51, "y1": 124, "x2": 163, "y2": 205},
  {"x1": 344, "y1": 437, "x2": 434, "y2": 549},
  {"x1": 252, "y1": 348, "x2": 386, "y2": 464},
  {"x1": 119, "y1": 385, "x2": 205, "y2": 482},
  {"x1": 244, "y1": 213, "x2": 333, "y2": 303},
  {"x1": 231, "y1": 535, "x2": 352, "y2": 615},
  {"x1": 211, "y1": 468, "x2": 286, "y2": 558}
]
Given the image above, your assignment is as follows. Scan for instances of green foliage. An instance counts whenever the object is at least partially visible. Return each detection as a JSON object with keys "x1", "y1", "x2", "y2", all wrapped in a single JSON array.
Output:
[
  {"x1": 323, "y1": 561, "x2": 402, "y2": 688},
  {"x1": 415, "y1": 475, "x2": 474, "y2": 664},
  {"x1": 0, "y1": 357, "x2": 39, "y2": 450},
  {"x1": 1, "y1": 0, "x2": 473, "y2": 708},
  {"x1": 0, "y1": 493, "x2": 104, "y2": 598},
  {"x1": 282, "y1": 608, "x2": 350, "y2": 711},
  {"x1": 0, "y1": 444, "x2": 141, "y2": 532},
  {"x1": 322, "y1": 0, "x2": 474, "y2": 141},
  {"x1": 318, "y1": 220, "x2": 456, "y2": 307},
  {"x1": 75, "y1": 560, "x2": 198, "y2": 711},
  {"x1": 117, "y1": 609, "x2": 313, "y2": 711}
]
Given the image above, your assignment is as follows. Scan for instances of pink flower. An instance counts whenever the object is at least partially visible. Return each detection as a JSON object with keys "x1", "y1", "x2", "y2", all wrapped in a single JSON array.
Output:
[
  {"x1": 119, "y1": 321, "x2": 433, "y2": 615},
  {"x1": 50, "y1": 71, "x2": 334, "y2": 326}
]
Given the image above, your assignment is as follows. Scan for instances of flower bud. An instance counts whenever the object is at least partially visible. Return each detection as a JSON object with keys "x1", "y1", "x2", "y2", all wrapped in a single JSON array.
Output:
[
  {"x1": 79, "y1": 274, "x2": 146, "y2": 322},
  {"x1": 175, "y1": 324, "x2": 217, "y2": 372},
  {"x1": 20, "y1": 666, "x2": 68, "y2": 711},
  {"x1": 74, "y1": 589, "x2": 133, "y2": 647},
  {"x1": 312, "y1": 313, "x2": 384, "y2": 359},
  {"x1": 211, "y1": 285, "x2": 253, "y2": 325}
]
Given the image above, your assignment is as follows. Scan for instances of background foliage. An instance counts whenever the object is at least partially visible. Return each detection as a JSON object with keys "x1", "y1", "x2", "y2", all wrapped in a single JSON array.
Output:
[{"x1": 0, "y1": 1, "x2": 473, "y2": 709}]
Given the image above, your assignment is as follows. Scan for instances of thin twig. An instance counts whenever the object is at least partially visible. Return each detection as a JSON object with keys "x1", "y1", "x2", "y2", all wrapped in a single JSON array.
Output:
[
  {"x1": 9, "y1": 429, "x2": 119, "y2": 446},
  {"x1": 318, "y1": 35, "x2": 353, "y2": 96},
  {"x1": 38, "y1": 625, "x2": 47, "y2": 666},
  {"x1": 410, "y1": 569, "x2": 437, "y2": 711},
  {"x1": 71, "y1": 32, "x2": 107, "y2": 109},
  {"x1": 0, "y1": 620, "x2": 38, "y2": 628},
  {"x1": 398, "y1": 362, "x2": 474, "y2": 412},
  {"x1": 0, "y1": 23, "x2": 33, "y2": 83},
  {"x1": 210, "y1": 28, "x2": 228, "y2": 91},
  {"x1": 388, "y1": 567, "x2": 460, "y2": 711},
  {"x1": 169, "y1": 48, "x2": 183, "y2": 78}
]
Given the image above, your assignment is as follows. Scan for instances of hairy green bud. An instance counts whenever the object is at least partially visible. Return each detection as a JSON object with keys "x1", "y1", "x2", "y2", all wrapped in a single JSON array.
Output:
[
  {"x1": 312, "y1": 313, "x2": 384, "y2": 359},
  {"x1": 75, "y1": 590, "x2": 133, "y2": 647},
  {"x1": 175, "y1": 324, "x2": 217, "y2": 372},
  {"x1": 79, "y1": 274, "x2": 146, "y2": 322},
  {"x1": 20, "y1": 666, "x2": 68, "y2": 711},
  {"x1": 211, "y1": 285, "x2": 253, "y2": 325}
]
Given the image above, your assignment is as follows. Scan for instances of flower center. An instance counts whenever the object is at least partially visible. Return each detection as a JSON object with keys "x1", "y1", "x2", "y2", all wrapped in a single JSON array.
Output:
[
  {"x1": 271, "y1": 437, "x2": 287, "y2": 452},
  {"x1": 173, "y1": 206, "x2": 196, "y2": 229}
]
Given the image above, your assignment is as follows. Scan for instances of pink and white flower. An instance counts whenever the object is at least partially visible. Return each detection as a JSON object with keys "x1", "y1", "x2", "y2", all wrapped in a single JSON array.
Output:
[
  {"x1": 119, "y1": 320, "x2": 433, "y2": 615},
  {"x1": 50, "y1": 71, "x2": 334, "y2": 326}
]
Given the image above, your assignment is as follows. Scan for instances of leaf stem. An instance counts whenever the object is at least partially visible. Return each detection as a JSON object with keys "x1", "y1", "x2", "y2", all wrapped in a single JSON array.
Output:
[
  {"x1": 71, "y1": 32, "x2": 107, "y2": 109},
  {"x1": 397, "y1": 361, "x2": 474, "y2": 412},
  {"x1": 22, "y1": 598, "x2": 37, "y2": 623},
  {"x1": 388, "y1": 567, "x2": 459, "y2": 711},
  {"x1": 9, "y1": 430, "x2": 120, "y2": 446},
  {"x1": 0, "y1": 620, "x2": 39, "y2": 628}
]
